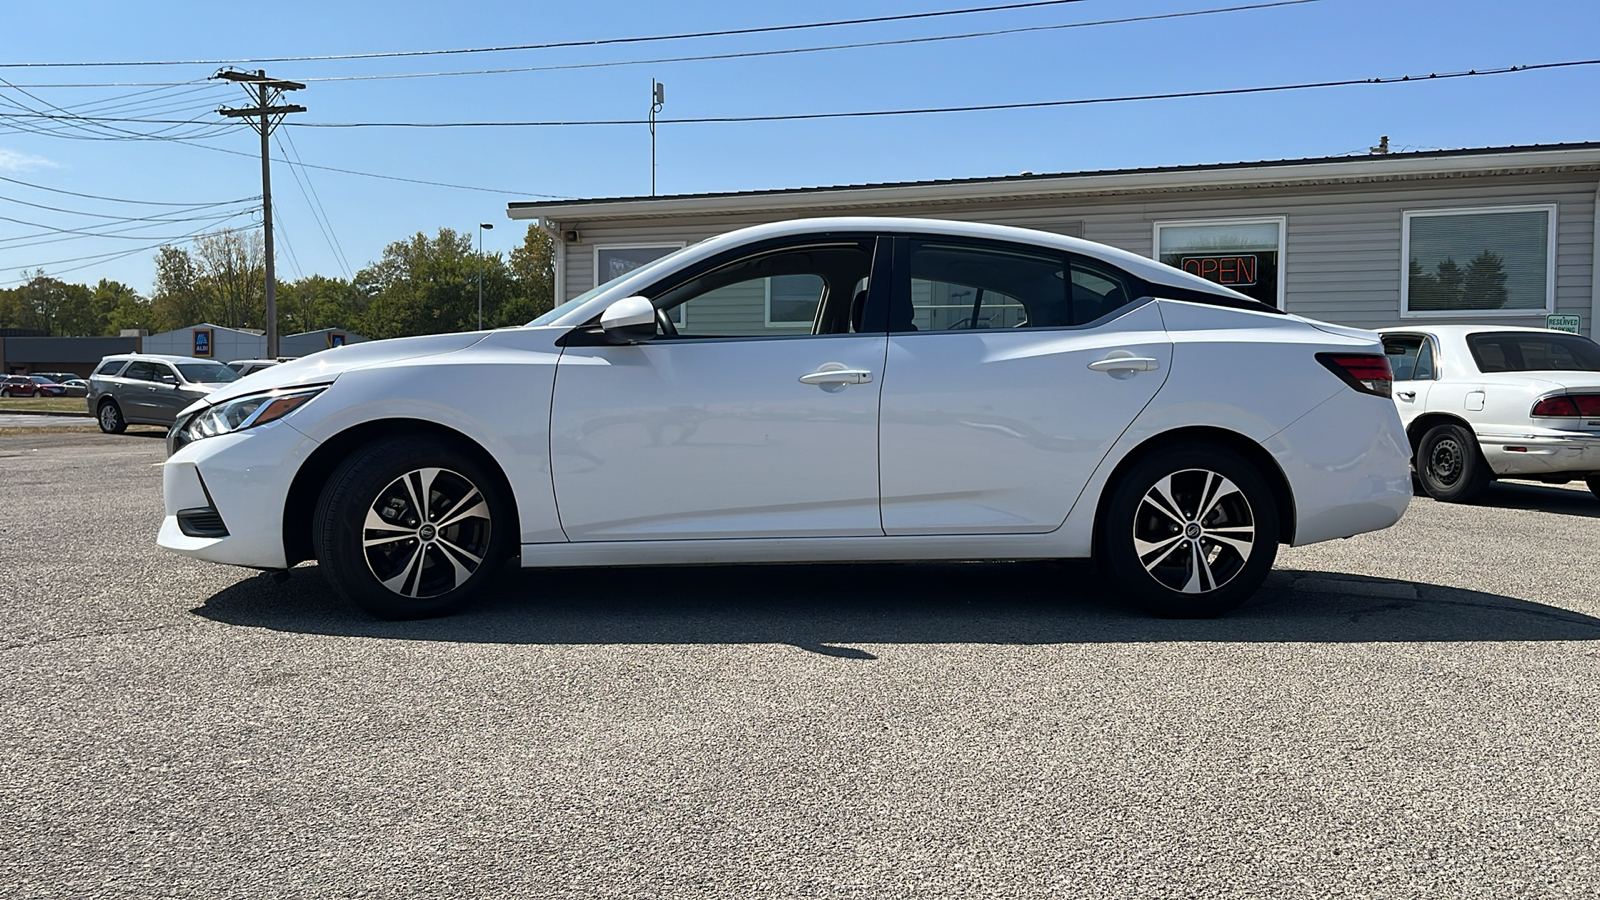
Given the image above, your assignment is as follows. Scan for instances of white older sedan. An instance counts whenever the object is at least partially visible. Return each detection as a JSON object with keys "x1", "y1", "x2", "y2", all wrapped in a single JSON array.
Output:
[
  {"x1": 1378, "y1": 325, "x2": 1600, "y2": 502},
  {"x1": 159, "y1": 218, "x2": 1410, "y2": 620}
]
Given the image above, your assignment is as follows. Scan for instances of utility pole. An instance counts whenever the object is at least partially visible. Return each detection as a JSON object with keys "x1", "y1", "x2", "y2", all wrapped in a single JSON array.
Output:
[
  {"x1": 216, "y1": 69, "x2": 305, "y2": 359},
  {"x1": 649, "y1": 79, "x2": 665, "y2": 196}
]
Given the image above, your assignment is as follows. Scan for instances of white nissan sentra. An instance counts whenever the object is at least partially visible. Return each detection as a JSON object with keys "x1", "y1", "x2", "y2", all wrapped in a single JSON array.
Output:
[{"x1": 159, "y1": 218, "x2": 1411, "y2": 619}]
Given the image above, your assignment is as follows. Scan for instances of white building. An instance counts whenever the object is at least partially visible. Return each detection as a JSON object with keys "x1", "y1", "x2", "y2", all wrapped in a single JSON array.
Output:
[
  {"x1": 509, "y1": 142, "x2": 1600, "y2": 337},
  {"x1": 141, "y1": 324, "x2": 367, "y2": 361}
]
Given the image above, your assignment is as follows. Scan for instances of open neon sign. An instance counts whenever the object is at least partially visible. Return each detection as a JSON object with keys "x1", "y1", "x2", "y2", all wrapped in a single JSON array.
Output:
[{"x1": 1180, "y1": 254, "x2": 1258, "y2": 287}]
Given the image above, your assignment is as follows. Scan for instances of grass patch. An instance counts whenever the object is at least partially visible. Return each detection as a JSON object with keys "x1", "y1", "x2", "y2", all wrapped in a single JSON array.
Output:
[{"x1": 0, "y1": 397, "x2": 87, "y2": 413}]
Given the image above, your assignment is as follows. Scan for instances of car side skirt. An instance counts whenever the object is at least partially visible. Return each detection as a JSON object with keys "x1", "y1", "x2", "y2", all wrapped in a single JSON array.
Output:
[{"x1": 518, "y1": 532, "x2": 1074, "y2": 568}]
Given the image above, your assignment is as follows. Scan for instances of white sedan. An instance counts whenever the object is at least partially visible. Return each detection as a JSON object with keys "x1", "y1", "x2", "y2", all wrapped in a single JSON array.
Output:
[
  {"x1": 1378, "y1": 324, "x2": 1600, "y2": 502},
  {"x1": 158, "y1": 217, "x2": 1411, "y2": 619}
]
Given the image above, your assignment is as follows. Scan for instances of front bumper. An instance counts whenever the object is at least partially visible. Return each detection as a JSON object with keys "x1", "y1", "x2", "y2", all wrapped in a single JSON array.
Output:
[
  {"x1": 1478, "y1": 428, "x2": 1600, "y2": 477},
  {"x1": 157, "y1": 419, "x2": 319, "y2": 568}
]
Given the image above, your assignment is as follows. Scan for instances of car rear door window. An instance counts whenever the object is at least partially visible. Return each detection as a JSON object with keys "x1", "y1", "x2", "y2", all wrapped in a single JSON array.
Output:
[
  {"x1": 1467, "y1": 333, "x2": 1600, "y2": 372},
  {"x1": 121, "y1": 362, "x2": 159, "y2": 382}
]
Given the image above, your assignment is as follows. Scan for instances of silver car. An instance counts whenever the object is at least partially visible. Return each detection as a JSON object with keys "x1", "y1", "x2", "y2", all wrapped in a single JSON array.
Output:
[{"x1": 87, "y1": 354, "x2": 240, "y2": 434}]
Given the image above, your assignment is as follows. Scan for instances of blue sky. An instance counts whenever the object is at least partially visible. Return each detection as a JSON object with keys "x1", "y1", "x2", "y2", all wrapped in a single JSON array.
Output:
[{"x1": 1, "y1": 0, "x2": 1596, "y2": 294}]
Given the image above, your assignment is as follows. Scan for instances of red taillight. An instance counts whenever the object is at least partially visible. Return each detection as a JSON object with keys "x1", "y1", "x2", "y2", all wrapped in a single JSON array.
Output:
[
  {"x1": 1532, "y1": 394, "x2": 1600, "y2": 417},
  {"x1": 1316, "y1": 353, "x2": 1393, "y2": 398}
]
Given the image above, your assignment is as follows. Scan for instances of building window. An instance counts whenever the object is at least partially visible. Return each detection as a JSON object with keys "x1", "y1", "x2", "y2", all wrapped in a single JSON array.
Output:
[
  {"x1": 1401, "y1": 205, "x2": 1556, "y2": 316},
  {"x1": 594, "y1": 243, "x2": 687, "y2": 323},
  {"x1": 1154, "y1": 217, "x2": 1285, "y2": 309}
]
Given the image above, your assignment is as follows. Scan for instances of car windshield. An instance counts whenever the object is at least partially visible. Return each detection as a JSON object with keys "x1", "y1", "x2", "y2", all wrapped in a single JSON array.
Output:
[
  {"x1": 1467, "y1": 332, "x2": 1600, "y2": 373},
  {"x1": 176, "y1": 362, "x2": 241, "y2": 384}
]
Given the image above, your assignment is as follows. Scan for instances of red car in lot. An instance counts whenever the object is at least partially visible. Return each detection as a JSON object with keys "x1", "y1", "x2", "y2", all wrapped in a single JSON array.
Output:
[
  {"x1": 28, "y1": 376, "x2": 69, "y2": 397},
  {"x1": 1, "y1": 375, "x2": 40, "y2": 397}
]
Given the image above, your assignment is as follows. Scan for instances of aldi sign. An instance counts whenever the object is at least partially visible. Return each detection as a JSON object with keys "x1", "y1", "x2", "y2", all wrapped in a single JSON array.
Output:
[
  {"x1": 192, "y1": 328, "x2": 212, "y2": 357},
  {"x1": 1546, "y1": 315, "x2": 1581, "y2": 334}
]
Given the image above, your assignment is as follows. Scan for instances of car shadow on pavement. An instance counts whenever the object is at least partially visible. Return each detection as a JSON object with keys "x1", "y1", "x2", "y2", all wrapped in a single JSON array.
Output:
[
  {"x1": 1475, "y1": 480, "x2": 1600, "y2": 518},
  {"x1": 191, "y1": 561, "x2": 1600, "y2": 651}
]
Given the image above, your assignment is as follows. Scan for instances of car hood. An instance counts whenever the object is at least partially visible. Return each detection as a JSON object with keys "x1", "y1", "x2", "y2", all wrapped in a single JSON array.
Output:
[{"x1": 198, "y1": 332, "x2": 492, "y2": 405}]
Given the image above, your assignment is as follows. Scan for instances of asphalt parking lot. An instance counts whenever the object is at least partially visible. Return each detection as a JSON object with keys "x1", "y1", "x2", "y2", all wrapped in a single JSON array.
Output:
[{"x1": 3, "y1": 431, "x2": 1599, "y2": 899}]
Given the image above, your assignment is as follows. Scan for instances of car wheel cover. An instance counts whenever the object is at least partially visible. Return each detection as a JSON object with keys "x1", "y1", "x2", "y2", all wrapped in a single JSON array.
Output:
[
  {"x1": 1427, "y1": 437, "x2": 1463, "y2": 487},
  {"x1": 100, "y1": 405, "x2": 117, "y2": 429},
  {"x1": 1132, "y1": 468, "x2": 1256, "y2": 594},
  {"x1": 361, "y1": 466, "x2": 492, "y2": 599}
]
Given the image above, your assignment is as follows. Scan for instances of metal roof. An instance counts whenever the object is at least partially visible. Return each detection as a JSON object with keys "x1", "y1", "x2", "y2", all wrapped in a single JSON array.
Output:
[{"x1": 508, "y1": 142, "x2": 1600, "y2": 223}]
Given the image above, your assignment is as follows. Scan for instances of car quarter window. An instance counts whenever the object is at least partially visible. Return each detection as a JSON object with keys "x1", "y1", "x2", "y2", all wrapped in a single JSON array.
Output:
[
  {"x1": 94, "y1": 360, "x2": 125, "y2": 376},
  {"x1": 897, "y1": 239, "x2": 1136, "y2": 332},
  {"x1": 647, "y1": 239, "x2": 877, "y2": 338}
]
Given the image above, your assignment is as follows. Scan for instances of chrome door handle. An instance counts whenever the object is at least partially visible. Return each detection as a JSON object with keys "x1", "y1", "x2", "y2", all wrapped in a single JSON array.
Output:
[
  {"x1": 1088, "y1": 356, "x2": 1160, "y2": 373},
  {"x1": 799, "y1": 368, "x2": 873, "y2": 385},
  {"x1": 1396, "y1": 391, "x2": 1416, "y2": 401}
]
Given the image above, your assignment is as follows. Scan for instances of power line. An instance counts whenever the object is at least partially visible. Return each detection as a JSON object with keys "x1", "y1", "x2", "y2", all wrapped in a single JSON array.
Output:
[
  {"x1": 289, "y1": 1, "x2": 1316, "y2": 84},
  {"x1": 5, "y1": 60, "x2": 1592, "y2": 133},
  {"x1": 275, "y1": 130, "x2": 352, "y2": 277},
  {"x1": 0, "y1": 208, "x2": 262, "y2": 244},
  {"x1": 173, "y1": 138, "x2": 566, "y2": 197},
  {"x1": 0, "y1": 191, "x2": 257, "y2": 222},
  {"x1": 277, "y1": 59, "x2": 1600, "y2": 128},
  {"x1": 1, "y1": 211, "x2": 260, "y2": 285},
  {"x1": 0, "y1": 1, "x2": 1104, "y2": 68},
  {"x1": 0, "y1": 172, "x2": 258, "y2": 206}
]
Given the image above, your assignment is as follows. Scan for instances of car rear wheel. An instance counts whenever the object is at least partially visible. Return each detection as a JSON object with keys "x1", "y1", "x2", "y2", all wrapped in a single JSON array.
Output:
[
  {"x1": 96, "y1": 400, "x2": 126, "y2": 434},
  {"x1": 313, "y1": 435, "x2": 510, "y2": 620},
  {"x1": 1415, "y1": 422, "x2": 1490, "y2": 503},
  {"x1": 1101, "y1": 444, "x2": 1279, "y2": 618}
]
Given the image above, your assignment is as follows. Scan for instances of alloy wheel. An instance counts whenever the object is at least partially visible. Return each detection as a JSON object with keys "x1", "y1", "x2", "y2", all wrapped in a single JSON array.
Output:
[
  {"x1": 361, "y1": 466, "x2": 492, "y2": 599},
  {"x1": 1131, "y1": 468, "x2": 1256, "y2": 594}
]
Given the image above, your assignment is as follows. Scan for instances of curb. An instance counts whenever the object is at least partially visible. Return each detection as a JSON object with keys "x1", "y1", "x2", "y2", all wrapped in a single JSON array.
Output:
[{"x1": 0, "y1": 407, "x2": 92, "y2": 417}]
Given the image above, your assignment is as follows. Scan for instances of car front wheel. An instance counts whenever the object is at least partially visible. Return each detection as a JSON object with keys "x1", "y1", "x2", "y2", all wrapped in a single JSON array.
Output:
[
  {"x1": 97, "y1": 400, "x2": 126, "y2": 434},
  {"x1": 313, "y1": 436, "x2": 510, "y2": 619},
  {"x1": 1415, "y1": 423, "x2": 1490, "y2": 503},
  {"x1": 1102, "y1": 444, "x2": 1279, "y2": 618}
]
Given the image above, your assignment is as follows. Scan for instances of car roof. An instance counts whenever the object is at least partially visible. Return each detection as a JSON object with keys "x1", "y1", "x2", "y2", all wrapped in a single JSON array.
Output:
[
  {"x1": 1377, "y1": 324, "x2": 1585, "y2": 337},
  {"x1": 98, "y1": 353, "x2": 227, "y2": 365}
]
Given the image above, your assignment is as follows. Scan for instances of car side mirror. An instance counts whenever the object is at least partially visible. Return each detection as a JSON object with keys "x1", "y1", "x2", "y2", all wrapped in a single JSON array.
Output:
[
  {"x1": 600, "y1": 295, "x2": 658, "y2": 345},
  {"x1": 161, "y1": 374, "x2": 178, "y2": 385}
]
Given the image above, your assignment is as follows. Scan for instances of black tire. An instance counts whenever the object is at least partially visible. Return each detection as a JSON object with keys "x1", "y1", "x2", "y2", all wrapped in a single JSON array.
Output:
[
  {"x1": 1586, "y1": 474, "x2": 1600, "y2": 502},
  {"x1": 1101, "y1": 444, "x2": 1279, "y2": 618},
  {"x1": 1415, "y1": 423, "x2": 1490, "y2": 503},
  {"x1": 0, "y1": 388, "x2": 10, "y2": 398},
  {"x1": 312, "y1": 435, "x2": 511, "y2": 619},
  {"x1": 96, "y1": 400, "x2": 126, "y2": 434}
]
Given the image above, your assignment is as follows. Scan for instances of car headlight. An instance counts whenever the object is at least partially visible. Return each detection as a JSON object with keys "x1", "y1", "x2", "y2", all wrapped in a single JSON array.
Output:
[{"x1": 176, "y1": 386, "x2": 326, "y2": 446}]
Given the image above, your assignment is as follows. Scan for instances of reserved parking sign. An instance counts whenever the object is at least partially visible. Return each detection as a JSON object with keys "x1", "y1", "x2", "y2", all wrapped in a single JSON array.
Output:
[{"x1": 1546, "y1": 315, "x2": 1581, "y2": 334}]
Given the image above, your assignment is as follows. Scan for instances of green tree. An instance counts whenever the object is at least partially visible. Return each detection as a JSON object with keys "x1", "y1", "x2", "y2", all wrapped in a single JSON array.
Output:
[
  {"x1": 1461, "y1": 250, "x2": 1509, "y2": 309},
  {"x1": 192, "y1": 228, "x2": 265, "y2": 329},
  {"x1": 356, "y1": 228, "x2": 514, "y2": 339},
  {"x1": 150, "y1": 246, "x2": 210, "y2": 331},
  {"x1": 98, "y1": 280, "x2": 154, "y2": 334},
  {"x1": 504, "y1": 224, "x2": 557, "y2": 324},
  {"x1": 278, "y1": 274, "x2": 364, "y2": 334}
]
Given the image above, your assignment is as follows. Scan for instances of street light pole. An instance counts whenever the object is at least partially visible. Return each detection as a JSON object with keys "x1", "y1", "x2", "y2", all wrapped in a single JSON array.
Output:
[{"x1": 477, "y1": 222, "x2": 494, "y2": 331}]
